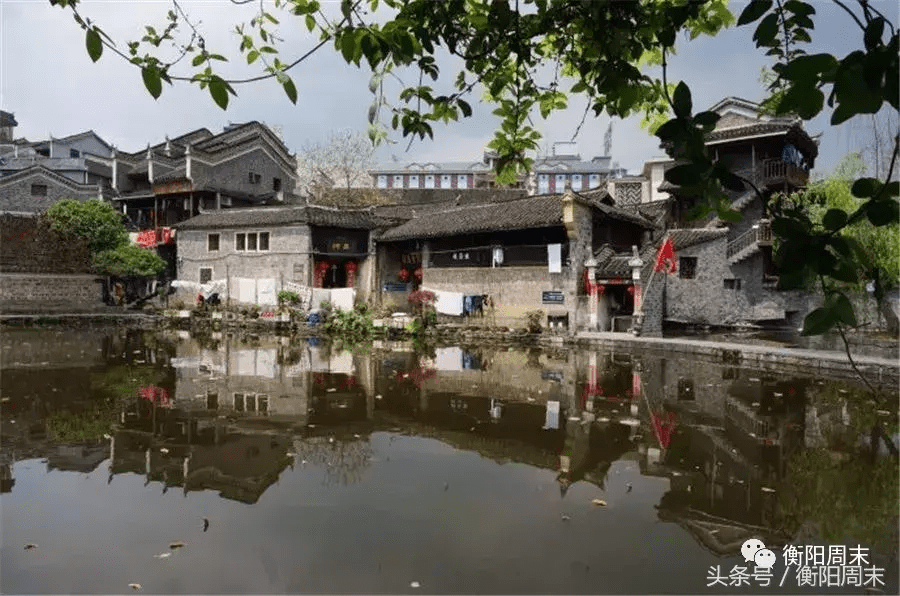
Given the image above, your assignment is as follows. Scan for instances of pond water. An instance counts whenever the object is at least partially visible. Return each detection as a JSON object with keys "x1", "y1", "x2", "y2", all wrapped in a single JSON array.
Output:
[{"x1": 1, "y1": 327, "x2": 898, "y2": 595}]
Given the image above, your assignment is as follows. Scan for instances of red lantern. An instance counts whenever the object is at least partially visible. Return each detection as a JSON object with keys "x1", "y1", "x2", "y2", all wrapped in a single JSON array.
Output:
[
  {"x1": 399, "y1": 269, "x2": 410, "y2": 282},
  {"x1": 314, "y1": 261, "x2": 330, "y2": 288},
  {"x1": 345, "y1": 261, "x2": 358, "y2": 288},
  {"x1": 414, "y1": 267, "x2": 423, "y2": 281},
  {"x1": 597, "y1": 284, "x2": 606, "y2": 296},
  {"x1": 627, "y1": 285, "x2": 635, "y2": 297}
]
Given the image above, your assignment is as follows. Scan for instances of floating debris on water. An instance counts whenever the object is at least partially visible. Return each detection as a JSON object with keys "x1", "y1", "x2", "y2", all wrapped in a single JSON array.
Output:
[
  {"x1": 410, "y1": 581, "x2": 421, "y2": 588},
  {"x1": 375, "y1": 395, "x2": 383, "y2": 400},
  {"x1": 353, "y1": 434, "x2": 361, "y2": 439},
  {"x1": 23, "y1": 543, "x2": 37, "y2": 550},
  {"x1": 128, "y1": 583, "x2": 142, "y2": 591},
  {"x1": 154, "y1": 552, "x2": 171, "y2": 559},
  {"x1": 202, "y1": 518, "x2": 209, "y2": 532},
  {"x1": 626, "y1": 483, "x2": 632, "y2": 493},
  {"x1": 561, "y1": 514, "x2": 571, "y2": 521},
  {"x1": 169, "y1": 541, "x2": 185, "y2": 550},
  {"x1": 159, "y1": 448, "x2": 169, "y2": 454},
  {"x1": 591, "y1": 499, "x2": 607, "y2": 507},
  {"x1": 761, "y1": 487, "x2": 776, "y2": 493},
  {"x1": 327, "y1": 387, "x2": 337, "y2": 392}
]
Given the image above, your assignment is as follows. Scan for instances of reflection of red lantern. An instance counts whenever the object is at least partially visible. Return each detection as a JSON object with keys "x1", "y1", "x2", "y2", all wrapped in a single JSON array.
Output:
[
  {"x1": 597, "y1": 284, "x2": 606, "y2": 296},
  {"x1": 399, "y1": 268, "x2": 410, "y2": 282},
  {"x1": 414, "y1": 267, "x2": 423, "y2": 281},
  {"x1": 627, "y1": 285, "x2": 635, "y2": 297}
]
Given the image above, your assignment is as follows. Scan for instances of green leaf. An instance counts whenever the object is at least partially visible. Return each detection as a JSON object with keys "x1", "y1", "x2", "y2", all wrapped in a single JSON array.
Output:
[
  {"x1": 672, "y1": 82, "x2": 692, "y2": 118},
  {"x1": 209, "y1": 77, "x2": 229, "y2": 110},
  {"x1": 822, "y1": 208, "x2": 847, "y2": 231},
  {"x1": 753, "y1": 13, "x2": 779, "y2": 47},
  {"x1": 458, "y1": 99, "x2": 472, "y2": 118},
  {"x1": 826, "y1": 292, "x2": 857, "y2": 327},
  {"x1": 784, "y1": 0, "x2": 815, "y2": 16},
  {"x1": 247, "y1": 50, "x2": 260, "y2": 65},
  {"x1": 719, "y1": 209, "x2": 742, "y2": 223},
  {"x1": 141, "y1": 66, "x2": 162, "y2": 99},
  {"x1": 866, "y1": 199, "x2": 900, "y2": 226},
  {"x1": 737, "y1": 0, "x2": 772, "y2": 26},
  {"x1": 864, "y1": 17, "x2": 885, "y2": 50},
  {"x1": 192, "y1": 53, "x2": 206, "y2": 67},
  {"x1": 305, "y1": 15, "x2": 316, "y2": 31},
  {"x1": 693, "y1": 111, "x2": 720, "y2": 128},
  {"x1": 801, "y1": 307, "x2": 836, "y2": 336},
  {"x1": 282, "y1": 76, "x2": 298, "y2": 104},
  {"x1": 665, "y1": 164, "x2": 703, "y2": 186},
  {"x1": 86, "y1": 28, "x2": 103, "y2": 62},
  {"x1": 851, "y1": 177, "x2": 881, "y2": 198}
]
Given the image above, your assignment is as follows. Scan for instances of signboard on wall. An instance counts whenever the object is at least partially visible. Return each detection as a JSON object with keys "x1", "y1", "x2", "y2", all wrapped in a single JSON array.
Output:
[
  {"x1": 152, "y1": 180, "x2": 192, "y2": 195},
  {"x1": 542, "y1": 291, "x2": 564, "y2": 304},
  {"x1": 384, "y1": 283, "x2": 409, "y2": 292}
]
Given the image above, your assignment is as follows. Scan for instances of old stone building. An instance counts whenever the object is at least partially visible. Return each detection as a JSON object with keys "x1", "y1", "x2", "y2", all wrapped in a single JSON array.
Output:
[
  {"x1": 374, "y1": 189, "x2": 653, "y2": 329},
  {"x1": 173, "y1": 204, "x2": 394, "y2": 306}
]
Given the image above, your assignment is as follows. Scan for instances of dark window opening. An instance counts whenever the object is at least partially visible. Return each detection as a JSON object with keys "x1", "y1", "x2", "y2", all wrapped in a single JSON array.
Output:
[
  {"x1": 235, "y1": 233, "x2": 246, "y2": 251},
  {"x1": 206, "y1": 391, "x2": 218, "y2": 410},
  {"x1": 248, "y1": 172, "x2": 261, "y2": 184},
  {"x1": 234, "y1": 393, "x2": 245, "y2": 412},
  {"x1": 259, "y1": 232, "x2": 269, "y2": 251},
  {"x1": 199, "y1": 268, "x2": 213, "y2": 283},
  {"x1": 273, "y1": 178, "x2": 282, "y2": 191},
  {"x1": 30, "y1": 184, "x2": 47, "y2": 196},
  {"x1": 724, "y1": 278, "x2": 741, "y2": 290},
  {"x1": 679, "y1": 257, "x2": 698, "y2": 279},
  {"x1": 207, "y1": 234, "x2": 220, "y2": 252},
  {"x1": 678, "y1": 378, "x2": 695, "y2": 401},
  {"x1": 69, "y1": 148, "x2": 80, "y2": 158},
  {"x1": 247, "y1": 233, "x2": 258, "y2": 251}
]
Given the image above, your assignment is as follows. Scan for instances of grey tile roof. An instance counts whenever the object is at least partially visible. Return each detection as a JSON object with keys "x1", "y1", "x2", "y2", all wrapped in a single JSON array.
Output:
[
  {"x1": 575, "y1": 190, "x2": 656, "y2": 229},
  {"x1": 1, "y1": 110, "x2": 17, "y2": 127},
  {"x1": 174, "y1": 205, "x2": 392, "y2": 230},
  {"x1": 593, "y1": 245, "x2": 634, "y2": 277},
  {"x1": 378, "y1": 195, "x2": 565, "y2": 241},
  {"x1": 155, "y1": 166, "x2": 187, "y2": 183}
]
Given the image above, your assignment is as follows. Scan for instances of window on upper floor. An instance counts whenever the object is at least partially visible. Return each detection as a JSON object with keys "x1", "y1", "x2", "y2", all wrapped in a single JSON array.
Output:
[
  {"x1": 273, "y1": 177, "x2": 282, "y2": 192},
  {"x1": 393, "y1": 175, "x2": 403, "y2": 187},
  {"x1": 259, "y1": 232, "x2": 269, "y2": 251},
  {"x1": 377, "y1": 175, "x2": 387, "y2": 188},
  {"x1": 679, "y1": 257, "x2": 698, "y2": 279},
  {"x1": 724, "y1": 278, "x2": 741, "y2": 290},
  {"x1": 248, "y1": 172, "x2": 261, "y2": 184},
  {"x1": 440, "y1": 174, "x2": 451, "y2": 188},
  {"x1": 207, "y1": 233, "x2": 220, "y2": 252},
  {"x1": 409, "y1": 175, "x2": 419, "y2": 188},
  {"x1": 235, "y1": 233, "x2": 246, "y2": 251},
  {"x1": 69, "y1": 149, "x2": 80, "y2": 158},
  {"x1": 235, "y1": 231, "x2": 269, "y2": 251},
  {"x1": 30, "y1": 184, "x2": 48, "y2": 196},
  {"x1": 457, "y1": 174, "x2": 468, "y2": 187}
]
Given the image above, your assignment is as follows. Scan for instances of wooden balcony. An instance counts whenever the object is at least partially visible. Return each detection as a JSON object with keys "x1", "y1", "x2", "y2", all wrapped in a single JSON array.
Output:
[{"x1": 735, "y1": 158, "x2": 809, "y2": 190}]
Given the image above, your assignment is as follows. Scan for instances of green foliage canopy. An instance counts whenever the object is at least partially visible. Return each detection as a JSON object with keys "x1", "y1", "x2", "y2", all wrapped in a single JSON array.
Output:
[
  {"x1": 45, "y1": 199, "x2": 128, "y2": 254},
  {"x1": 45, "y1": 199, "x2": 165, "y2": 277}
]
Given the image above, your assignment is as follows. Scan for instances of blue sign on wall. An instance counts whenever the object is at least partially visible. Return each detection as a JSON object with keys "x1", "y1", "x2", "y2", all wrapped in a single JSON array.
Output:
[
  {"x1": 542, "y1": 291, "x2": 564, "y2": 304},
  {"x1": 384, "y1": 283, "x2": 409, "y2": 292}
]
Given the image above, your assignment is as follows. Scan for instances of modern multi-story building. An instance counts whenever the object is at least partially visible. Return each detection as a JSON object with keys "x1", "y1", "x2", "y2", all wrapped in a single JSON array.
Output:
[{"x1": 370, "y1": 142, "x2": 626, "y2": 193}]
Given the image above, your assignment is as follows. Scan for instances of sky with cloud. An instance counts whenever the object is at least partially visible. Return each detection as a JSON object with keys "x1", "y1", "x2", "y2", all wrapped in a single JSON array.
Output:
[{"x1": 0, "y1": 0, "x2": 896, "y2": 176}]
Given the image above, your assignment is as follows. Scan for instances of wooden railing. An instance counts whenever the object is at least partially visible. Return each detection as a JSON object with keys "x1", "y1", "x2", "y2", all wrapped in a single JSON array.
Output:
[
  {"x1": 726, "y1": 219, "x2": 772, "y2": 259},
  {"x1": 734, "y1": 159, "x2": 809, "y2": 190}
]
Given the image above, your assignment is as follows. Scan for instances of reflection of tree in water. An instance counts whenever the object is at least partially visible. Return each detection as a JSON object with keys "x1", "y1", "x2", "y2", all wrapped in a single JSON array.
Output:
[{"x1": 292, "y1": 437, "x2": 373, "y2": 487}]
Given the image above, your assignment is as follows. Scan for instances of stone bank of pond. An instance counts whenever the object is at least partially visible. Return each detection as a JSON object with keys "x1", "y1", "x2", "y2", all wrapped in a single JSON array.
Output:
[{"x1": 1, "y1": 328, "x2": 897, "y2": 594}]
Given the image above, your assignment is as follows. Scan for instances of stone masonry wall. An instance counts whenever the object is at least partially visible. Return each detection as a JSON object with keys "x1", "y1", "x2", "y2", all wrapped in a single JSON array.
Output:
[
  {"x1": 423, "y1": 266, "x2": 568, "y2": 328},
  {"x1": 0, "y1": 172, "x2": 99, "y2": 213},
  {"x1": 0, "y1": 273, "x2": 103, "y2": 310},
  {"x1": 177, "y1": 226, "x2": 312, "y2": 285}
]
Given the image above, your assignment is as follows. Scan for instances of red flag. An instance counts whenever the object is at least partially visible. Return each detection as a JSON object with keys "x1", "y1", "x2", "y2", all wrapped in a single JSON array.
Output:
[{"x1": 654, "y1": 236, "x2": 677, "y2": 274}]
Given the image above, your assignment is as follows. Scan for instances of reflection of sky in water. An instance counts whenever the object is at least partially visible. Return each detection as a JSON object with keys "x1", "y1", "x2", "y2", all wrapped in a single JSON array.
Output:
[{"x1": 1, "y1": 329, "x2": 897, "y2": 594}]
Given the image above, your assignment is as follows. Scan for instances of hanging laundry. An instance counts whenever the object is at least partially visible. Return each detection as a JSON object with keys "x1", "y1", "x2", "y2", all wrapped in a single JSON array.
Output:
[
  {"x1": 462, "y1": 295, "x2": 483, "y2": 316},
  {"x1": 429, "y1": 289, "x2": 464, "y2": 316}
]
